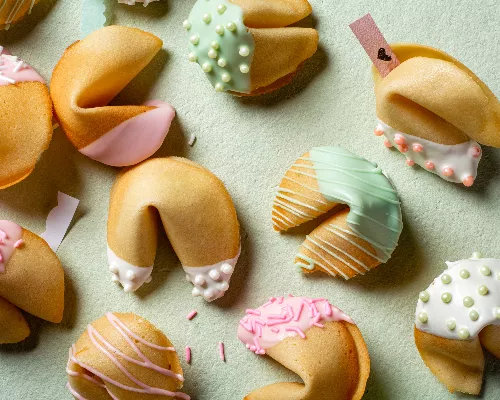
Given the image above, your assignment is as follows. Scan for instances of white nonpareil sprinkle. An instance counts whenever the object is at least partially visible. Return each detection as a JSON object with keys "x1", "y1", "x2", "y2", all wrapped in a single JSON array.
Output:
[{"x1": 188, "y1": 134, "x2": 197, "y2": 146}]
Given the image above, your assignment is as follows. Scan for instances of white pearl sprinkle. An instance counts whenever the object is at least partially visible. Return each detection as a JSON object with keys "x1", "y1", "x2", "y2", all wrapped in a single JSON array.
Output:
[
  {"x1": 471, "y1": 252, "x2": 482, "y2": 259},
  {"x1": 458, "y1": 328, "x2": 470, "y2": 339},
  {"x1": 215, "y1": 83, "x2": 224, "y2": 92},
  {"x1": 480, "y1": 265, "x2": 491, "y2": 276},
  {"x1": 219, "y1": 281, "x2": 229, "y2": 291},
  {"x1": 239, "y1": 45, "x2": 250, "y2": 57},
  {"x1": 221, "y1": 263, "x2": 233, "y2": 274},
  {"x1": 111, "y1": 275, "x2": 119, "y2": 283},
  {"x1": 469, "y1": 310, "x2": 479, "y2": 321},
  {"x1": 208, "y1": 49, "x2": 218, "y2": 59},
  {"x1": 192, "y1": 287, "x2": 201, "y2": 297},
  {"x1": 221, "y1": 72, "x2": 231, "y2": 83},
  {"x1": 418, "y1": 312, "x2": 428, "y2": 323},
  {"x1": 126, "y1": 270, "x2": 136, "y2": 281},
  {"x1": 226, "y1": 21, "x2": 236, "y2": 31},
  {"x1": 215, "y1": 25, "x2": 224, "y2": 35},
  {"x1": 441, "y1": 274, "x2": 452, "y2": 284},
  {"x1": 217, "y1": 58, "x2": 227, "y2": 67},
  {"x1": 217, "y1": 4, "x2": 226, "y2": 14},
  {"x1": 183, "y1": 20, "x2": 191, "y2": 30},
  {"x1": 202, "y1": 62, "x2": 212, "y2": 72},
  {"x1": 211, "y1": 41, "x2": 219, "y2": 50},
  {"x1": 204, "y1": 289, "x2": 215, "y2": 299},
  {"x1": 209, "y1": 269, "x2": 221, "y2": 280},
  {"x1": 109, "y1": 264, "x2": 118, "y2": 274},
  {"x1": 190, "y1": 35, "x2": 200, "y2": 45},
  {"x1": 239, "y1": 64, "x2": 249, "y2": 73},
  {"x1": 194, "y1": 275, "x2": 205, "y2": 286},
  {"x1": 202, "y1": 13, "x2": 212, "y2": 23},
  {"x1": 446, "y1": 319, "x2": 456, "y2": 330},
  {"x1": 123, "y1": 284, "x2": 133, "y2": 293},
  {"x1": 188, "y1": 52, "x2": 197, "y2": 62}
]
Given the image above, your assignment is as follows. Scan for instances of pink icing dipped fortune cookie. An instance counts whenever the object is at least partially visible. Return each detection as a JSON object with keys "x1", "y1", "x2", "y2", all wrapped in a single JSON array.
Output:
[
  {"x1": 51, "y1": 26, "x2": 175, "y2": 167},
  {"x1": 0, "y1": 46, "x2": 53, "y2": 189},
  {"x1": 238, "y1": 295, "x2": 371, "y2": 400}
]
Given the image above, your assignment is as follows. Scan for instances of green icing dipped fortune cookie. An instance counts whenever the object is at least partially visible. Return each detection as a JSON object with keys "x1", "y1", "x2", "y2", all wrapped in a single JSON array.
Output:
[
  {"x1": 273, "y1": 146, "x2": 403, "y2": 280},
  {"x1": 184, "y1": 0, "x2": 318, "y2": 95}
]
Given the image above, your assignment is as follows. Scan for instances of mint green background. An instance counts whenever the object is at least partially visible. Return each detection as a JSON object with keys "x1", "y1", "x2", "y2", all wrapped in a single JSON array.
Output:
[{"x1": 0, "y1": 1, "x2": 499, "y2": 399}]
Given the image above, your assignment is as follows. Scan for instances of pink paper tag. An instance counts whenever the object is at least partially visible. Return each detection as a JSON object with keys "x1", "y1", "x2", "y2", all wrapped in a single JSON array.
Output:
[{"x1": 350, "y1": 14, "x2": 400, "y2": 77}]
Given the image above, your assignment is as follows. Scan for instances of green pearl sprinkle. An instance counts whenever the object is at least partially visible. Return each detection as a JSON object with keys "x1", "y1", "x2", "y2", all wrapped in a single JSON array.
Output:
[
  {"x1": 188, "y1": 53, "x2": 197, "y2": 62},
  {"x1": 217, "y1": 4, "x2": 226, "y2": 14},
  {"x1": 217, "y1": 58, "x2": 227, "y2": 67},
  {"x1": 497, "y1": 272, "x2": 500, "y2": 280},
  {"x1": 441, "y1": 292, "x2": 452, "y2": 303},
  {"x1": 202, "y1": 13, "x2": 212, "y2": 23},
  {"x1": 202, "y1": 62, "x2": 212, "y2": 72},
  {"x1": 469, "y1": 310, "x2": 479, "y2": 321},
  {"x1": 221, "y1": 73, "x2": 231, "y2": 83},
  {"x1": 458, "y1": 328, "x2": 470, "y2": 339},
  {"x1": 495, "y1": 308, "x2": 500, "y2": 319},
  {"x1": 459, "y1": 269, "x2": 470, "y2": 279},
  {"x1": 215, "y1": 25, "x2": 224, "y2": 35},
  {"x1": 418, "y1": 312, "x2": 428, "y2": 323},
  {"x1": 478, "y1": 285, "x2": 489, "y2": 296},
  {"x1": 211, "y1": 41, "x2": 219, "y2": 50},
  {"x1": 214, "y1": 83, "x2": 224, "y2": 92},
  {"x1": 183, "y1": 20, "x2": 192, "y2": 30},
  {"x1": 481, "y1": 265, "x2": 491, "y2": 276},
  {"x1": 463, "y1": 296, "x2": 474, "y2": 307},
  {"x1": 240, "y1": 64, "x2": 249, "y2": 73},
  {"x1": 226, "y1": 21, "x2": 236, "y2": 31},
  {"x1": 190, "y1": 35, "x2": 200, "y2": 45},
  {"x1": 419, "y1": 291, "x2": 430, "y2": 303},
  {"x1": 446, "y1": 319, "x2": 456, "y2": 330},
  {"x1": 441, "y1": 274, "x2": 452, "y2": 284}
]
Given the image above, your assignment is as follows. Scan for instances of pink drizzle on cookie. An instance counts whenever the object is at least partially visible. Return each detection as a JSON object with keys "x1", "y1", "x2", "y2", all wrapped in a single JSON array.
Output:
[
  {"x1": 0, "y1": 220, "x2": 23, "y2": 274},
  {"x1": 237, "y1": 296, "x2": 354, "y2": 355},
  {"x1": 67, "y1": 312, "x2": 190, "y2": 399},
  {"x1": 0, "y1": 47, "x2": 45, "y2": 86}
]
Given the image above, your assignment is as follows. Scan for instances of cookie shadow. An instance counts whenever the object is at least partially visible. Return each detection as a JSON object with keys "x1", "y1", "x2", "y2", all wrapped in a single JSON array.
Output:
[
  {"x1": 467, "y1": 146, "x2": 500, "y2": 195},
  {"x1": 0, "y1": 0, "x2": 58, "y2": 43},
  {"x1": 236, "y1": 43, "x2": 329, "y2": 107}
]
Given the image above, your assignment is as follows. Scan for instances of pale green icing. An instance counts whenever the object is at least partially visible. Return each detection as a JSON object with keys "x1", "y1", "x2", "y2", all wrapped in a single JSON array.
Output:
[
  {"x1": 185, "y1": 0, "x2": 255, "y2": 93},
  {"x1": 306, "y1": 146, "x2": 402, "y2": 262}
]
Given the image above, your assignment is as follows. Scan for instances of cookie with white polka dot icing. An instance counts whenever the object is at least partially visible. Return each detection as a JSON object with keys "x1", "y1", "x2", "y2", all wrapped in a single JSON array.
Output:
[
  {"x1": 0, "y1": 0, "x2": 41, "y2": 30},
  {"x1": 184, "y1": 0, "x2": 318, "y2": 95},
  {"x1": 414, "y1": 252, "x2": 500, "y2": 394},
  {"x1": 51, "y1": 26, "x2": 175, "y2": 167},
  {"x1": 373, "y1": 44, "x2": 500, "y2": 187},
  {"x1": 0, "y1": 47, "x2": 53, "y2": 189},
  {"x1": 107, "y1": 157, "x2": 240, "y2": 301},
  {"x1": 0, "y1": 220, "x2": 64, "y2": 344}
]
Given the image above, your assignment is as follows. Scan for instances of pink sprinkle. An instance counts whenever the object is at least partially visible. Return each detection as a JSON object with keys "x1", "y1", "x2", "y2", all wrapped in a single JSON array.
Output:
[
  {"x1": 384, "y1": 139, "x2": 393, "y2": 148},
  {"x1": 288, "y1": 294, "x2": 294, "y2": 297},
  {"x1": 293, "y1": 302, "x2": 304, "y2": 321},
  {"x1": 470, "y1": 146, "x2": 481, "y2": 158},
  {"x1": 185, "y1": 346, "x2": 191, "y2": 364},
  {"x1": 186, "y1": 310, "x2": 197, "y2": 320},
  {"x1": 0, "y1": 230, "x2": 6, "y2": 240},
  {"x1": 219, "y1": 342, "x2": 225, "y2": 361},
  {"x1": 412, "y1": 143, "x2": 423, "y2": 152},
  {"x1": 0, "y1": 253, "x2": 3, "y2": 262},
  {"x1": 312, "y1": 313, "x2": 324, "y2": 328},
  {"x1": 285, "y1": 327, "x2": 306, "y2": 339},
  {"x1": 406, "y1": 159, "x2": 415, "y2": 167},
  {"x1": 374, "y1": 127, "x2": 384, "y2": 136},
  {"x1": 425, "y1": 161, "x2": 435, "y2": 170},
  {"x1": 463, "y1": 176, "x2": 474, "y2": 187},
  {"x1": 246, "y1": 309, "x2": 261, "y2": 316},
  {"x1": 398, "y1": 144, "x2": 408, "y2": 153},
  {"x1": 394, "y1": 134, "x2": 405, "y2": 145},
  {"x1": 324, "y1": 301, "x2": 333, "y2": 317},
  {"x1": 277, "y1": 296, "x2": 284, "y2": 304},
  {"x1": 239, "y1": 319, "x2": 254, "y2": 333},
  {"x1": 268, "y1": 314, "x2": 287, "y2": 320},
  {"x1": 254, "y1": 318, "x2": 267, "y2": 327},
  {"x1": 13, "y1": 239, "x2": 24, "y2": 248},
  {"x1": 271, "y1": 327, "x2": 280, "y2": 333},
  {"x1": 442, "y1": 167, "x2": 454, "y2": 177}
]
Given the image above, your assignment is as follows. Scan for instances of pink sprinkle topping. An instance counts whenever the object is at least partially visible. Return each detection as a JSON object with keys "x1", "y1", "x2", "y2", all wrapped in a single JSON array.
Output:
[
  {"x1": 270, "y1": 328, "x2": 280, "y2": 333},
  {"x1": 470, "y1": 146, "x2": 481, "y2": 158},
  {"x1": 383, "y1": 139, "x2": 393, "y2": 148},
  {"x1": 406, "y1": 159, "x2": 415, "y2": 167},
  {"x1": 442, "y1": 167, "x2": 454, "y2": 177},
  {"x1": 219, "y1": 342, "x2": 225, "y2": 361},
  {"x1": 374, "y1": 127, "x2": 384, "y2": 136},
  {"x1": 285, "y1": 327, "x2": 306, "y2": 339},
  {"x1": 13, "y1": 239, "x2": 24, "y2": 248},
  {"x1": 463, "y1": 176, "x2": 475, "y2": 187},
  {"x1": 425, "y1": 161, "x2": 435, "y2": 170},
  {"x1": 0, "y1": 254, "x2": 3, "y2": 262},
  {"x1": 246, "y1": 309, "x2": 261, "y2": 316},
  {"x1": 398, "y1": 144, "x2": 408, "y2": 153},
  {"x1": 186, "y1": 310, "x2": 197, "y2": 320},
  {"x1": 277, "y1": 296, "x2": 284, "y2": 304},
  {"x1": 0, "y1": 230, "x2": 6, "y2": 240},
  {"x1": 394, "y1": 134, "x2": 405, "y2": 145},
  {"x1": 185, "y1": 347, "x2": 191, "y2": 364},
  {"x1": 412, "y1": 143, "x2": 423, "y2": 152}
]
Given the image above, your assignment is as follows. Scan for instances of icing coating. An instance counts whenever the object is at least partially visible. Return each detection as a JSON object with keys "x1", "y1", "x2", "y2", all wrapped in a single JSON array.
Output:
[
  {"x1": 237, "y1": 296, "x2": 354, "y2": 354},
  {"x1": 286, "y1": 147, "x2": 402, "y2": 265},
  {"x1": 67, "y1": 312, "x2": 190, "y2": 399},
  {"x1": 377, "y1": 120, "x2": 481, "y2": 186},
  {"x1": 186, "y1": 0, "x2": 254, "y2": 93},
  {"x1": 0, "y1": 0, "x2": 36, "y2": 29},
  {"x1": 108, "y1": 246, "x2": 153, "y2": 293},
  {"x1": 0, "y1": 47, "x2": 45, "y2": 86},
  {"x1": 78, "y1": 101, "x2": 175, "y2": 167},
  {"x1": 184, "y1": 247, "x2": 240, "y2": 302},
  {"x1": 0, "y1": 220, "x2": 23, "y2": 273},
  {"x1": 415, "y1": 253, "x2": 500, "y2": 340}
]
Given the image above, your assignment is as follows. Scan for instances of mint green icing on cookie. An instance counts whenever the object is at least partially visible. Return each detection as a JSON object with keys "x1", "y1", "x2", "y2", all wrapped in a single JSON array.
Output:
[
  {"x1": 306, "y1": 146, "x2": 402, "y2": 261},
  {"x1": 185, "y1": 0, "x2": 255, "y2": 93}
]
